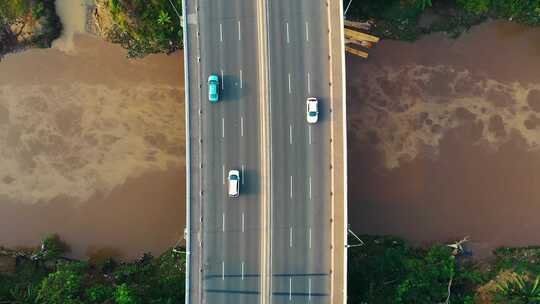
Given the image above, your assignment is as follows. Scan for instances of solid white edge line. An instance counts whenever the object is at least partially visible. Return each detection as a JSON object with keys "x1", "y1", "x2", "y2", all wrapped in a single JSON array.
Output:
[{"x1": 180, "y1": 1, "x2": 191, "y2": 302}]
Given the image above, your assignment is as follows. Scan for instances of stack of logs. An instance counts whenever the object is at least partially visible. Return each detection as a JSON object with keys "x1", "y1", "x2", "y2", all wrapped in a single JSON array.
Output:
[{"x1": 344, "y1": 20, "x2": 379, "y2": 59}]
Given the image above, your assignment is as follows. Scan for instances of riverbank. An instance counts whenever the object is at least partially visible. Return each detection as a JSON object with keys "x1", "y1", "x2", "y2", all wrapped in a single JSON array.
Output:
[
  {"x1": 346, "y1": 0, "x2": 540, "y2": 41},
  {"x1": 0, "y1": 0, "x2": 62, "y2": 59},
  {"x1": 0, "y1": 235, "x2": 185, "y2": 303},
  {"x1": 1, "y1": 232, "x2": 536, "y2": 303},
  {"x1": 349, "y1": 235, "x2": 540, "y2": 303},
  {"x1": 1, "y1": 0, "x2": 183, "y2": 60},
  {"x1": 91, "y1": 0, "x2": 183, "y2": 58}
]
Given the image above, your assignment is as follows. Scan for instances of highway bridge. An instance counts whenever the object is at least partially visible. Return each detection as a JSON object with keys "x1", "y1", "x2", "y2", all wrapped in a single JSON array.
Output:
[{"x1": 183, "y1": 0, "x2": 347, "y2": 303}]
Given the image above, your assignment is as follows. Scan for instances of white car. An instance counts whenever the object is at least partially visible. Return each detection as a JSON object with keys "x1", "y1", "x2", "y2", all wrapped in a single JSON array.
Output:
[
  {"x1": 306, "y1": 97, "x2": 318, "y2": 124},
  {"x1": 228, "y1": 170, "x2": 240, "y2": 197}
]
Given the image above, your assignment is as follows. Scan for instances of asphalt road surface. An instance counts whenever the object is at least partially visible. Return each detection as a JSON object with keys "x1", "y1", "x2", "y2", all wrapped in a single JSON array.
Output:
[
  {"x1": 198, "y1": 1, "x2": 262, "y2": 303},
  {"x1": 186, "y1": 0, "x2": 334, "y2": 303},
  {"x1": 267, "y1": 0, "x2": 332, "y2": 303}
]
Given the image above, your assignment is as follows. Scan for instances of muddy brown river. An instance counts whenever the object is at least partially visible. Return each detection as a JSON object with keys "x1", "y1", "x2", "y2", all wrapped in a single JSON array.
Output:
[
  {"x1": 0, "y1": 32, "x2": 185, "y2": 259},
  {"x1": 2, "y1": 16, "x2": 539, "y2": 260},
  {"x1": 348, "y1": 20, "x2": 540, "y2": 257}
]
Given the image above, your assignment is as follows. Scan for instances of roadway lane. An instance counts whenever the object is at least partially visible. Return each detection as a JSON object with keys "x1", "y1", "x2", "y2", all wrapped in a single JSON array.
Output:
[
  {"x1": 268, "y1": 0, "x2": 332, "y2": 303},
  {"x1": 198, "y1": 0, "x2": 261, "y2": 303}
]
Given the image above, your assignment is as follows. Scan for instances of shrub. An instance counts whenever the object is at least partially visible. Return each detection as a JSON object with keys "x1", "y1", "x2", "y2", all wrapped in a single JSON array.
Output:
[
  {"x1": 36, "y1": 262, "x2": 87, "y2": 304},
  {"x1": 0, "y1": 0, "x2": 31, "y2": 23},
  {"x1": 41, "y1": 234, "x2": 69, "y2": 260},
  {"x1": 493, "y1": 274, "x2": 540, "y2": 303},
  {"x1": 348, "y1": 235, "x2": 480, "y2": 303},
  {"x1": 457, "y1": 0, "x2": 490, "y2": 14},
  {"x1": 105, "y1": 0, "x2": 183, "y2": 58},
  {"x1": 85, "y1": 283, "x2": 115, "y2": 303},
  {"x1": 115, "y1": 283, "x2": 141, "y2": 304}
]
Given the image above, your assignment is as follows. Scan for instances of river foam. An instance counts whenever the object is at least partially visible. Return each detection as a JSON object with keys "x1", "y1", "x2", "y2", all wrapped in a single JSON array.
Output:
[{"x1": 349, "y1": 63, "x2": 540, "y2": 169}]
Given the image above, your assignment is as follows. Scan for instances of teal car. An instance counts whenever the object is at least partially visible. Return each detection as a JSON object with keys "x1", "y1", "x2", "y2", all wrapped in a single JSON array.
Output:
[{"x1": 208, "y1": 75, "x2": 219, "y2": 103}]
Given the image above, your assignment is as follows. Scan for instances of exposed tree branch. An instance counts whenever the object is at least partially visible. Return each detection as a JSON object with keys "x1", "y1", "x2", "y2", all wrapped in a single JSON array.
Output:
[{"x1": 443, "y1": 275, "x2": 454, "y2": 304}]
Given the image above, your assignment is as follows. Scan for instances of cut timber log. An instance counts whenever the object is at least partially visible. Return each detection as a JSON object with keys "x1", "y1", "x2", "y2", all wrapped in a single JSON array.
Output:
[
  {"x1": 344, "y1": 28, "x2": 379, "y2": 43},
  {"x1": 345, "y1": 46, "x2": 368, "y2": 59},
  {"x1": 344, "y1": 20, "x2": 372, "y2": 31},
  {"x1": 346, "y1": 38, "x2": 374, "y2": 49}
]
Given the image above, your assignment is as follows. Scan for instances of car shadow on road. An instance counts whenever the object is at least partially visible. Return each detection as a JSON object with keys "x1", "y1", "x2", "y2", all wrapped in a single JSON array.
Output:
[
  {"x1": 221, "y1": 74, "x2": 249, "y2": 102},
  {"x1": 241, "y1": 168, "x2": 259, "y2": 196},
  {"x1": 315, "y1": 97, "x2": 326, "y2": 123}
]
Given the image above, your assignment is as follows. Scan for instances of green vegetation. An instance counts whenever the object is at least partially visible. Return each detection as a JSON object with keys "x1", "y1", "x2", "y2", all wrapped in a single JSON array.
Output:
[
  {"x1": 346, "y1": 0, "x2": 540, "y2": 41},
  {"x1": 0, "y1": 235, "x2": 186, "y2": 303},
  {"x1": 494, "y1": 275, "x2": 540, "y2": 303},
  {"x1": 0, "y1": 0, "x2": 31, "y2": 22},
  {"x1": 6, "y1": 234, "x2": 540, "y2": 303},
  {"x1": 459, "y1": 0, "x2": 540, "y2": 24},
  {"x1": 0, "y1": 0, "x2": 61, "y2": 57},
  {"x1": 348, "y1": 235, "x2": 482, "y2": 303},
  {"x1": 348, "y1": 235, "x2": 540, "y2": 303},
  {"x1": 36, "y1": 262, "x2": 88, "y2": 304},
  {"x1": 0, "y1": 0, "x2": 184, "y2": 58},
  {"x1": 104, "y1": 0, "x2": 183, "y2": 58},
  {"x1": 39, "y1": 234, "x2": 69, "y2": 260}
]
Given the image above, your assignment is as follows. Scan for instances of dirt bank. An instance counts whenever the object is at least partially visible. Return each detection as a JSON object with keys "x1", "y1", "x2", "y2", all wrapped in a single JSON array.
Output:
[
  {"x1": 347, "y1": 20, "x2": 540, "y2": 257},
  {"x1": 0, "y1": 34, "x2": 185, "y2": 260},
  {"x1": 0, "y1": 0, "x2": 61, "y2": 59}
]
